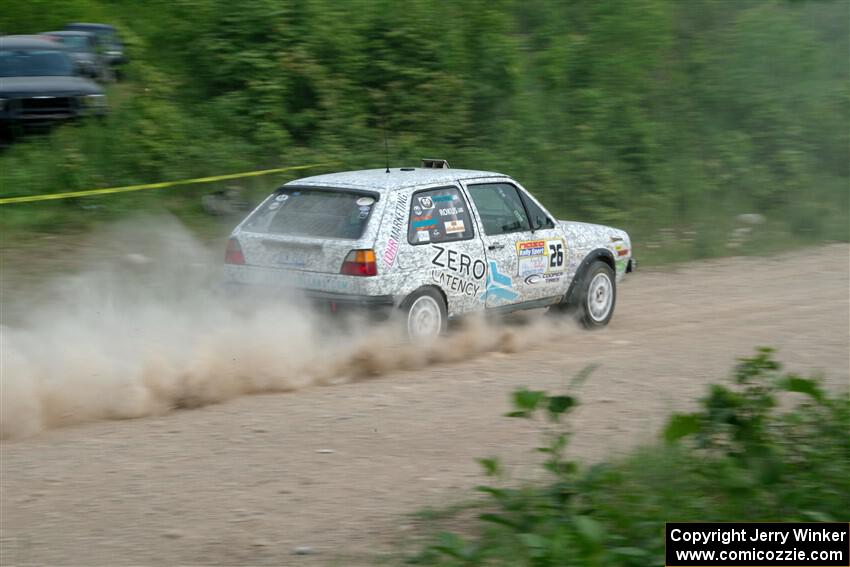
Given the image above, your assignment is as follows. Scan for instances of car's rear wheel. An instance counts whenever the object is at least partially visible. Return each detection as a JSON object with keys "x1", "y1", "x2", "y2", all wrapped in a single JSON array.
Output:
[
  {"x1": 401, "y1": 288, "x2": 447, "y2": 340},
  {"x1": 576, "y1": 261, "x2": 616, "y2": 328}
]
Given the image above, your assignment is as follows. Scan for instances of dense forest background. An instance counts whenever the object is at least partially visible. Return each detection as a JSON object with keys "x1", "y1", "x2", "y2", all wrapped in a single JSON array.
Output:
[{"x1": 1, "y1": 0, "x2": 847, "y2": 261}]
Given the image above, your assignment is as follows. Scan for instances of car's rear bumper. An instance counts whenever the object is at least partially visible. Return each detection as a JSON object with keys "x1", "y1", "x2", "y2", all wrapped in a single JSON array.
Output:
[
  {"x1": 223, "y1": 280, "x2": 395, "y2": 318},
  {"x1": 304, "y1": 289, "x2": 394, "y2": 314},
  {"x1": 302, "y1": 289, "x2": 394, "y2": 307}
]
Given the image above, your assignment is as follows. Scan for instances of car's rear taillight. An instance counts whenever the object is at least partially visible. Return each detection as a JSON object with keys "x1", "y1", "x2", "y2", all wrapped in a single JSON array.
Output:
[
  {"x1": 340, "y1": 249, "x2": 377, "y2": 276},
  {"x1": 225, "y1": 238, "x2": 245, "y2": 265}
]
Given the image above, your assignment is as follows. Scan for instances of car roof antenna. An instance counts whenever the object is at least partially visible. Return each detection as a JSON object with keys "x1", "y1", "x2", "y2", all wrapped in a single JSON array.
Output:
[{"x1": 383, "y1": 122, "x2": 391, "y2": 173}]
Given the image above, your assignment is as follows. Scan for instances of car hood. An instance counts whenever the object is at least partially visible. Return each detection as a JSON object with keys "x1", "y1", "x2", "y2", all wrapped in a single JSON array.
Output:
[{"x1": 0, "y1": 76, "x2": 103, "y2": 96}]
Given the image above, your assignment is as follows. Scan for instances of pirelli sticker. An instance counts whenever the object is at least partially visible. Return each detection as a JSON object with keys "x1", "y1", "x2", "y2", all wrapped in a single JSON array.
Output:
[{"x1": 516, "y1": 238, "x2": 566, "y2": 278}]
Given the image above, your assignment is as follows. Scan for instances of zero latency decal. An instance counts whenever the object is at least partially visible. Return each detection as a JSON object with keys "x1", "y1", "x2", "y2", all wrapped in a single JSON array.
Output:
[
  {"x1": 430, "y1": 244, "x2": 488, "y2": 297},
  {"x1": 516, "y1": 238, "x2": 566, "y2": 284}
]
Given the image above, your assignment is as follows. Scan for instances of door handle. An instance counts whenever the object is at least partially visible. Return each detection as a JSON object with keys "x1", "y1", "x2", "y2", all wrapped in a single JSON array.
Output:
[{"x1": 488, "y1": 243, "x2": 505, "y2": 251}]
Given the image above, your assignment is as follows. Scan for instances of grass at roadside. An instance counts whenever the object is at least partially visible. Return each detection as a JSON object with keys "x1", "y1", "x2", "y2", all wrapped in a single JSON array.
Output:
[{"x1": 407, "y1": 349, "x2": 850, "y2": 566}]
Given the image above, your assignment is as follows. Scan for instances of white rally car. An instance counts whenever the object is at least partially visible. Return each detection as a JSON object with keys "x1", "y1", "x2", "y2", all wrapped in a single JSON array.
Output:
[{"x1": 225, "y1": 160, "x2": 634, "y2": 338}]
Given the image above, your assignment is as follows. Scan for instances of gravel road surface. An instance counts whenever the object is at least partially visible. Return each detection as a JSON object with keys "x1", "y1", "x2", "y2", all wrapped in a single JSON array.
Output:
[{"x1": 2, "y1": 244, "x2": 848, "y2": 566}]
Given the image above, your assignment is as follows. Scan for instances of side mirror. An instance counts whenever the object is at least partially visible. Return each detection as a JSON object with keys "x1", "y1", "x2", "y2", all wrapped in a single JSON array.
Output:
[{"x1": 533, "y1": 215, "x2": 553, "y2": 230}]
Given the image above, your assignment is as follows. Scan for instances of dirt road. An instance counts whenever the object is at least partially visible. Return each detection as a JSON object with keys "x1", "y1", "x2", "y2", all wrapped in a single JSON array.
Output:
[{"x1": 2, "y1": 244, "x2": 848, "y2": 566}]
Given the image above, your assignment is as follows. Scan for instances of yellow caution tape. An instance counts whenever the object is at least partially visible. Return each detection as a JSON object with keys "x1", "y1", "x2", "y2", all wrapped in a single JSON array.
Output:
[{"x1": 0, "y1": 162, "x2": 337, "y2": 205}]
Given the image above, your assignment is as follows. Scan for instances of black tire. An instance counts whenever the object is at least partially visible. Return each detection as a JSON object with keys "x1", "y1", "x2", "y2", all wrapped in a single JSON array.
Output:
[
  {"x1": 575, "y1": 261, "x2": 616, "y2": 329},
  {"x1": 399, "y1": 287, "x2": 447, "y2": 340}
]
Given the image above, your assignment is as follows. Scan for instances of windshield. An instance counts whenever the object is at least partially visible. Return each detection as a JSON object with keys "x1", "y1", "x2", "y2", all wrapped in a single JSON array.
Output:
[
  {"x1": 243, "y1": 188, "x2": 377, "y2": 239},
  {"x1": 54, "y1": 36, "x2": 90, "y2": 51},
  {"x1": 0, "y1": 49, "x2": 74, "y2": 77}
]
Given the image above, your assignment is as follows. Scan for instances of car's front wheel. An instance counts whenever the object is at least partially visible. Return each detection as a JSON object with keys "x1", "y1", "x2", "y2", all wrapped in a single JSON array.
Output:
[
  {"x1": 401, "y1": 288, "x2": 447, "y2": 340},
  {"x1": 576, "y1": 261, "x2": 616, "y2": 328}
]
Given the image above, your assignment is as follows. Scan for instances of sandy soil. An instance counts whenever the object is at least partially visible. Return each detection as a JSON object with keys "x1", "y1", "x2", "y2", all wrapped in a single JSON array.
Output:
[{"x1": 1, "y1": 244, "x2": 848, "y2": 566}]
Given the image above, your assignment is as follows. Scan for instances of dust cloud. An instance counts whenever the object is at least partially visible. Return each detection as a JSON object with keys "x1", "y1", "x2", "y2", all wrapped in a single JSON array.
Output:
[{"x1": 0, "y1": 217, "x2": 571, "y2": 440}]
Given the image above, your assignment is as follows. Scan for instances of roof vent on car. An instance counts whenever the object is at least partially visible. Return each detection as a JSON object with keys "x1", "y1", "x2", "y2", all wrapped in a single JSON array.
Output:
[{"x1": 421, "y1": 158, "x2": 450, "y2": 169}]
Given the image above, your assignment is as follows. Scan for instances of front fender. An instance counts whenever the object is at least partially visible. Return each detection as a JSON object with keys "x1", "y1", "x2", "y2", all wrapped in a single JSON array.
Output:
[
  {"x1": 558, "y1": 220, "x2": 632, "y2": 303},
  {"x1": 562, "y1": 248, "x2": 616, "y2": 305}
]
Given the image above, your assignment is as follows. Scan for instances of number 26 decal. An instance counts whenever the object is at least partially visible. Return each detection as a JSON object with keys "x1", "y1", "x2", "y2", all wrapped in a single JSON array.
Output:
[{"x1": 548, "y1": 242, "x2": 564, "y2": 268}]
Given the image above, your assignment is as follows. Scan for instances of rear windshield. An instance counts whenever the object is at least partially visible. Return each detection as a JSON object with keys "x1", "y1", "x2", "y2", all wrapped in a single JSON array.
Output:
[{"x1": 243, "y1": 188, "x2": 377, "y2": 239}]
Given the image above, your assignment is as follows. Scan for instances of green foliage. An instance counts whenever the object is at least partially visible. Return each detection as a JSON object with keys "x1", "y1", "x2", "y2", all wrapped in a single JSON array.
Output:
[
  {"x1": 414, "y1": 350, "x2": 850, "y2": 566},
  {"x1": 1, "y1": 1, "x2": 848, "y2": 256}
]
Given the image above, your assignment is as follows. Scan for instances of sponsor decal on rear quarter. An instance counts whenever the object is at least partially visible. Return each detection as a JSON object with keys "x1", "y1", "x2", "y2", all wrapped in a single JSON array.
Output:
[
  {"x1": 382, "y1": 193, "x2": 408, "y2": 269},
  {"x1": 429, "y1": 269, "x2": 480, "y2": 297},
  {"x1": 430, "y1": 245, "x2": 487, "y2": 280},
  {"x1": 429, "y1": 244, "x2": 487, "y2": 297}
]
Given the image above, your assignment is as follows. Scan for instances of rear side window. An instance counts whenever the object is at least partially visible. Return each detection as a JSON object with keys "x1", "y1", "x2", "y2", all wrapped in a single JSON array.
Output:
[
  {"x1": 407, "y1": 186, "x2": 474, "y2": 245},
  {"x1": 243, "y1": 188, "x2": 377, "y2": 239}
]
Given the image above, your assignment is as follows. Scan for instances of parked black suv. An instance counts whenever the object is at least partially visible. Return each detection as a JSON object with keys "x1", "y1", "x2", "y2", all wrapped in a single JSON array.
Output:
[{"x1": 0, "y1": 36, "x2": 107, "y2": 128}]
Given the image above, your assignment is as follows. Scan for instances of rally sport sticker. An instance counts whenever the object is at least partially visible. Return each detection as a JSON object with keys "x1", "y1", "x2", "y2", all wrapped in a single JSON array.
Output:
[{"x1": 516, "y1": 239, "x2": 566, "y2": 278}]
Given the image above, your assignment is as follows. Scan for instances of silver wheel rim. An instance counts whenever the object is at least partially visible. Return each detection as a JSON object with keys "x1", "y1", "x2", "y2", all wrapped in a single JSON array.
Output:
[
  {"x1": 407, "y1": 296, "x2": 442, "y2": 339},
  {"x1": 587, "y1": 272, "x2": 613, "y2": 322}
]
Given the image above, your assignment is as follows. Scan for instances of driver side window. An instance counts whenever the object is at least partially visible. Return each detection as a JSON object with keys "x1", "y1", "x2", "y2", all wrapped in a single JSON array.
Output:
[{"x1": 466, "y1": 183, "x2": 530, "y2": 236}]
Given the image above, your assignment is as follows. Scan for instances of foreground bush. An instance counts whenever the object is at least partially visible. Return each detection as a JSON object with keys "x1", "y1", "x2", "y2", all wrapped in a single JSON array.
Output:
[{"x1": 414, "y1": 348, "x2": 850, "y2": 566}]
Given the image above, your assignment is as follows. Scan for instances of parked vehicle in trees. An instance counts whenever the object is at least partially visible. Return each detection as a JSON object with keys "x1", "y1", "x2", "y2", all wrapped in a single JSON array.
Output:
[
  {"x1": 42, "y1": 31, "x2": 112, "y2": 82},
  {"x1": 0, "y1": 35, "x2": 107, "y2": 130}
]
